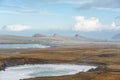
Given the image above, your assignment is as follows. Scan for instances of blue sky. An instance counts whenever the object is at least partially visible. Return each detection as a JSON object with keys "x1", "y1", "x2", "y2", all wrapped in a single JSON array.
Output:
[{"x1": 0, "y1": 0, "x2": 120, "y2": 39}]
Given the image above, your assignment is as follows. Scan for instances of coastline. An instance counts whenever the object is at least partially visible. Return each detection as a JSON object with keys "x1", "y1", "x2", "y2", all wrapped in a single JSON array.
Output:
[{"x1": 0, "y1": 44, "x2": 120, "y2": 80}]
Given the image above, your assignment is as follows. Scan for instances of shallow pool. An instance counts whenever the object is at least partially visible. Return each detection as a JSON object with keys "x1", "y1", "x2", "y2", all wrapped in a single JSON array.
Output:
[{"x1": 0, "y1": 64, "x2": 96, "y2": 80}]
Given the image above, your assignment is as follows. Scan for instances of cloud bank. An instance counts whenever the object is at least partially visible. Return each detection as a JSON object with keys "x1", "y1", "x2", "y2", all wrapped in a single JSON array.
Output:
[
  {"x1": 77, "y1": 0, "x2": 120, "y2": 10},
  {"x1": 1, "y1": 0, "x2": 120, "y2": 14},
  {"x1": 2, "y1": 24, "x2": 31, "y2": 31},
  {"x1": 74, "y1": 16, "x2": 120, "y2": 32},
  {"x1": 1, "y1": 0, "x2": 120, "y2": 9}
]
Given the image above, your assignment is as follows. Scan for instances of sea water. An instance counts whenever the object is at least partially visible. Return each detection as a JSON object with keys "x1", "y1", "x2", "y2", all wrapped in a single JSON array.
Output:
[
  {"x1": 0, "y1": 64, "x2": 96, "y2": 80},
  {"x1": 0, "y1": 44, "x2": 49, "y2": 49}
]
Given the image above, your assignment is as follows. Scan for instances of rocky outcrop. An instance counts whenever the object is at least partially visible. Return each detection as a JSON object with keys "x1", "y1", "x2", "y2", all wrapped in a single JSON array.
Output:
[{"x1": 0, "y1": 63, "x2": 6, "y2": 71}]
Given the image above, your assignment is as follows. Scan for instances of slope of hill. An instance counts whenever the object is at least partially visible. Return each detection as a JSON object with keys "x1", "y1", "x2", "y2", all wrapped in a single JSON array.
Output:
[
  {"x1": 74, "y1": 34, "x2": 97, "y2": 41},
  {"x1": 0, "y1": 34, "x2": 31, "y2": 43}
]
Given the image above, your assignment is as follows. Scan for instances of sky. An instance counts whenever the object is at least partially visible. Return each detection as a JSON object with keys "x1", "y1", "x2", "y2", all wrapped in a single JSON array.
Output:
[{"x1": 0, "y1": 0, "x2": 120, "y2": 39}]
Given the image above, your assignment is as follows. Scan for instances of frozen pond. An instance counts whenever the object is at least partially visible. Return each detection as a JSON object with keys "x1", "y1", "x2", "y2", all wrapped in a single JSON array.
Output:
[
  {"x1": 0, "y1": 44, "x2": 49, "y2": 49},
  {"x1": 0, "y1": 64, "x2": 96, "y2": 80}
]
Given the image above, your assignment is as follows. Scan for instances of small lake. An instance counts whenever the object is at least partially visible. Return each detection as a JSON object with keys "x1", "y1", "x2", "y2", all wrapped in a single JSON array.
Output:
[
  {"x1": 0, "y1": 44, "x2": 50, "y2": 49},
  {"x1": 0, "y1": 64, "x2": 96, "y2": 80}
]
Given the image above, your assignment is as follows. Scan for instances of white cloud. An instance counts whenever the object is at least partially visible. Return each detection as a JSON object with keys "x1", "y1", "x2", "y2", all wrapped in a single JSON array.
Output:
[
  {"x1": 2, "y1": 24, "x2": 31, "y2": 31},
  {"x1": 74, "y1": 16, "x2": 120, "y2": 32}
]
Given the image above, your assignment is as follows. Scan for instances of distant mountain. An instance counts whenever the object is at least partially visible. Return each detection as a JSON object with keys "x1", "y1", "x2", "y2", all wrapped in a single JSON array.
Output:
[
  {"x1": 112, "y1": 33, "x2": 120, "y2": 40},
  {"x1": 32, "y1": 33, "x2": 46, "y2": 37},
  {"x1": 0, "y1": 34, "x2": 102, "y2": 46}
]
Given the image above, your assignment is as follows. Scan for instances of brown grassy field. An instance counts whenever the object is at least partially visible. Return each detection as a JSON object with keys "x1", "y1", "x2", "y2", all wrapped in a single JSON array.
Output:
[
  {"x1": 0, "y1": 45, "x2": 120, "y2": 80},
  {"x1": 23, "y1": 71, "x2": 120, "y2": 80}
]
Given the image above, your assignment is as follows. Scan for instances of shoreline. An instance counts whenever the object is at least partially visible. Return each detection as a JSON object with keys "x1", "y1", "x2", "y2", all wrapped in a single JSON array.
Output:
[
  {"x1": 0, "y1": 64, "x2": 97, "y2": 80},
  {"x1": 0, "y1": 45, "x2": 120, "y2": 80}
]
